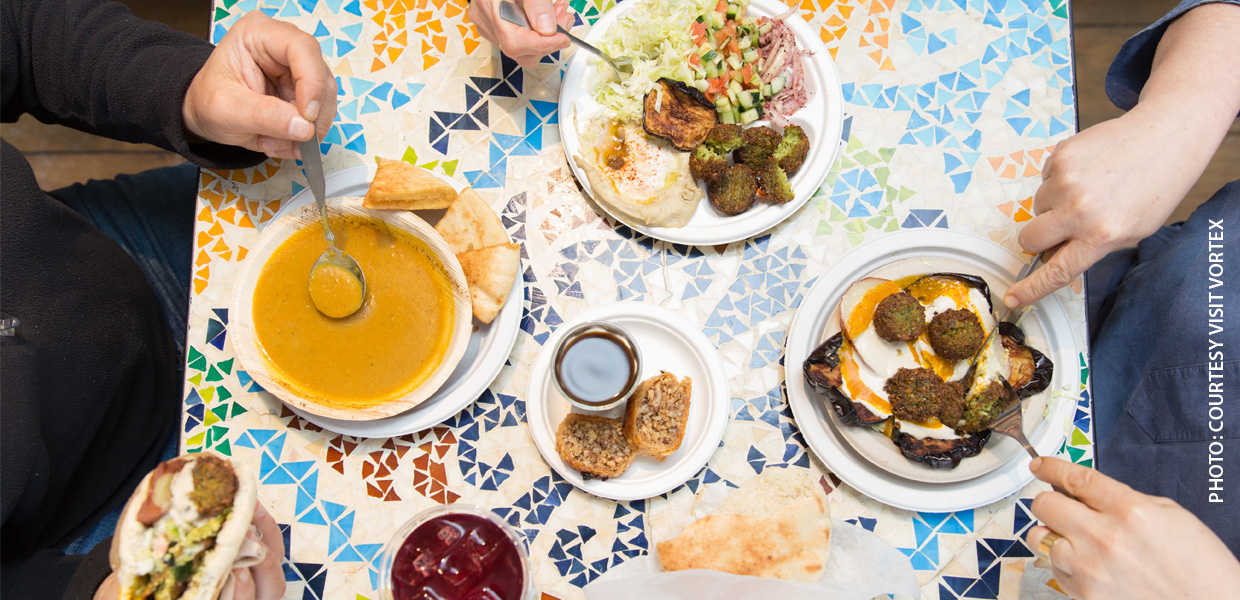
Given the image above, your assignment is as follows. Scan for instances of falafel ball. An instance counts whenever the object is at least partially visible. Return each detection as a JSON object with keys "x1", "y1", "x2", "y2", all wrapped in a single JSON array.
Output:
[
  {"x1": 957, "y1": 380, "x2": 1012, "y2": 433},
  {"x1": 705, "y1": 123, "x2": 744, "y2": 152},
  {"x1": 707, "y1": 163, "x2": 758, "y2": 215},
  {"x1": 773, "y1": 124, "x2": 810, "y2": 176},
  {"x1": 756, "y1": 166, "x2": 795, "y2": 204},
  {"x1": 190, "y1": 455, "x2": 238, "y2": 517},
  {"x1": 734, "y1": 126, "x2": 780, "y2": 168},
  {"x1": 927, "y1": 308, "x2": 985, "y2": 359},
  {"x1": 690, "y1": 124, "x2": 746, "y2": 182},
  {"x1": 885, "y1": 367, "x2": 960, "y2": 423},
  {"x1": 690, "y1": 144, "x2": 729, "y2": 182},
  {"x1": 873, "y1": 291, "x2": 926, "y2": 342}
]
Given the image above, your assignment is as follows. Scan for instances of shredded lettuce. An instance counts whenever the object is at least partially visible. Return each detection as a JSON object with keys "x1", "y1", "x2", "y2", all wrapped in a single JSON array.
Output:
[{"x1": 592, "y1": 0, "x2": 714, "y2": 122}]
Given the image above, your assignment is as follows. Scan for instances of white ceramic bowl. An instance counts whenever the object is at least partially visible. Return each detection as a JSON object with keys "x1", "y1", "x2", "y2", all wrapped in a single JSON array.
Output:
[{"x1": 230, "y1": 197, "x2": 473, "y2": 421}]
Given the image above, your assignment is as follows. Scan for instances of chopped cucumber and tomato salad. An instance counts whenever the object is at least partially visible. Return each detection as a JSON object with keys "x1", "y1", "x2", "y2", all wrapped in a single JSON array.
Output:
[
  {"x1": 591, "y1": 0, "x2": 795, "y2": 128},
  {"x1": 687, "y1": 0, "x2": 783, "y2": 125}
]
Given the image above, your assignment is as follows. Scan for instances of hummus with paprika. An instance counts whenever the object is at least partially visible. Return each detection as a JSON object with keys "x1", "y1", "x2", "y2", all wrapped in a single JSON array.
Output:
[{"x1": 573, "y1": 119, "x2": 702, "y2": 228}]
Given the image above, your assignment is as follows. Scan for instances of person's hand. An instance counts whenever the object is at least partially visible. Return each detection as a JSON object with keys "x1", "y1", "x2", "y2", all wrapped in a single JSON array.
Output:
[
  {"x1": 230, "y1": 501, "x2": 287, "y2": 600},
  {"x1": 183, "y1": 11, "x2": 337, "y2": 160},
  {"x1": 1002, "y1": 109, "x2": 1197, "y2": 307},
  {"x1": 1004, "y1": 1, "x2": 1240, "y2": 308},
  {"x1": 93, "y1": 573, "x2": 118, "y2": 600},
  {"x1": 1025, "y1": 457, "x2": 1240, "y2": 599},
  {"x1": 469, "y1": 0, "x2": 574, "y2": 68}
]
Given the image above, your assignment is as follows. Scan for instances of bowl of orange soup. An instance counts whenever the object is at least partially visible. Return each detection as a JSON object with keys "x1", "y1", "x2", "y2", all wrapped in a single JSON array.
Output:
[{"x1": 230, "y1": 197, "x2": 472, "y2": 420}]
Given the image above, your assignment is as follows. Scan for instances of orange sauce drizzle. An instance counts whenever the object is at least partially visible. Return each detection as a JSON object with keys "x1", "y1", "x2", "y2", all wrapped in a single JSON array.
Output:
[
  {"x1": 843, "y1": 280, "x2": 902, "y2": 340},
  {"x1": 839, "y1": 342, "x2": 893, "y2": 413}
]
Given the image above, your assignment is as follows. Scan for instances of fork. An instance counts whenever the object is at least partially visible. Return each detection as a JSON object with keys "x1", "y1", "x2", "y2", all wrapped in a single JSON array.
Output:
[
  {"x1": 498, "y1": 1, "x2": 632, "y2": 78},
  {"x1": 990, "y1": 381, "x2": 1074, "y2": 497}
]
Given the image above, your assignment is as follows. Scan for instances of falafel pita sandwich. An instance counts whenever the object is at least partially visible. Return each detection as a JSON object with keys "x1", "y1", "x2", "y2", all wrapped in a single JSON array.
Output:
[{"x1": 110, "y1": 452, "x2": 265, "y2": 600}]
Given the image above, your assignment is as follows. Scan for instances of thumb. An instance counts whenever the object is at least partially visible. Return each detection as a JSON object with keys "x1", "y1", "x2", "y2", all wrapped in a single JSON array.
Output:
[
  {"x1": 1004, "y1": 241, "x2": 1093, "y2": 307},
  {"x1": 219, "y1": 88, "x2": 315, "y2": 143},
  {"x1": 523, "y1": 0, "x2": 559, "y2": 35}
]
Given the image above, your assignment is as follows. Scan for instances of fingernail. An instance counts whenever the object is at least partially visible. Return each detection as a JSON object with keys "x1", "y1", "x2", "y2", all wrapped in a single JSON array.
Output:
[
  {"x1": 258, "y1": 137, "x2": 279, "y2": 153},
  {"x1": 289, "y1": 116, "x2": 313, "y2": 140},
  {"x1": 1003, "y1": 294, "x2": 1019, "y2": 309},
  {"x1": 255, "y1": 502, "x2": 268, "y2": 517},
  {"x1": 536, "y1": 14, "x2": 555, "y2": 34},
  {"x1": 1030, "y1": 457, "x2": 1043, "y2": 471},
  {"x1": 305, "y1": 101, "x2": 320, "y2": 122},
  {"x1": 238, "y1": 569, "x2": 251, "y2": 584}
]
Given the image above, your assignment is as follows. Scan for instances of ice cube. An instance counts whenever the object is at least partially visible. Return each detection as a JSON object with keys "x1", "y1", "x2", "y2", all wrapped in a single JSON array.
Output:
[
  {"x1": 464, "y1": 587, "x2": 503, "y2": 600},
  {"x1": 413, "y1": 580, "x2": 452, "y2": 600},
  {"x1": 435, "y1": 521, "x2": 464, "y2": 550},
  {"x1": 460, "y1": 528, "x2": 503, "y2": 569},
  {"x1": 438, "y1": 549, "x2": 484, "y2": 589},
  {"x1": 393, "y1": 549, "x2": 435, "y2": 586}
]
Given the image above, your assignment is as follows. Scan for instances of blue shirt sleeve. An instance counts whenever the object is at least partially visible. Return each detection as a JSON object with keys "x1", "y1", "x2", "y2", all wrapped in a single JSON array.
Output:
[{"x1": 1105, "y1": 0, "x2": 1240, "y2": 111}]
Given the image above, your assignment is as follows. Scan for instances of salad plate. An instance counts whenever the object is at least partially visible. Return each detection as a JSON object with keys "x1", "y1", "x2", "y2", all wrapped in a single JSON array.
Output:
[{"x1": 559, "y1": 0, "x2": 845, "y2": 246}]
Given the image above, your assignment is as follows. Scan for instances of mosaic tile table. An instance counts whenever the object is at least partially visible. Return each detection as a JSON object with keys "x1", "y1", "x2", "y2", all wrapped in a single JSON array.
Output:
[{"x1": 185, "y1": 0, "x2": 1091, "y2": 598}]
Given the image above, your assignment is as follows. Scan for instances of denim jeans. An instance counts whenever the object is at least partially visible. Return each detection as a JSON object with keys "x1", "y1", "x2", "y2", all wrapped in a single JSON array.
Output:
[
  {"x1": 49, "y1": 163, "x2": 196, "y2": 554},
  {"x1": 1086, "y1": 181, "x2": 1239, "y2": 553}
]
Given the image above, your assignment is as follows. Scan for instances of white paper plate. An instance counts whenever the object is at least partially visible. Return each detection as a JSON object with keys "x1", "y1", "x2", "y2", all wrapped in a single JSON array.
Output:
[
  {"x1": 821, "y1": 256, "x2": 1057, "y2": 484},
  {"x1": 785, "y1": 230, "x2": 1080, "y2": 512},
  {"x1": 558, "y1": 0, "x2": 845, "y2": 246},
  {"x1": 526, "y1": 302, "x2": 730, "y2": 501},
  {"x1": 266, "y1": 165, "x2": 525, "y2": 437}
]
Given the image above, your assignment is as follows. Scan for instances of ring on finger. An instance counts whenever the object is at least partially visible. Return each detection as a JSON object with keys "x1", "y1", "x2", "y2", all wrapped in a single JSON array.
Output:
[{"x1": 1035, "y1": 530, "x2": 1064, "y2": 563}]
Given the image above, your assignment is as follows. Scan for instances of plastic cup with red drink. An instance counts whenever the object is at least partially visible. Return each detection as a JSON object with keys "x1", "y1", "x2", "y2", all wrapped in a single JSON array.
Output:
[{"x1": 380, "y1": 505, "x2": 533, "y2": 600}]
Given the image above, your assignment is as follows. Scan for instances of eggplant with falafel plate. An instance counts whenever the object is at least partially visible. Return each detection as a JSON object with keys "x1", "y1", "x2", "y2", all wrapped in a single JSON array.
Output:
[{"x1": 802, "y1": 273, "x2": 1052, "y2": 469}]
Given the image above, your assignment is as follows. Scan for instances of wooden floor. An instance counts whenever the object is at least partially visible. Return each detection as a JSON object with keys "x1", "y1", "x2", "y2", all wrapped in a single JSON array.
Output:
[{"x1": 3, "y1": 0, "x2": 1235, "y2": 222}]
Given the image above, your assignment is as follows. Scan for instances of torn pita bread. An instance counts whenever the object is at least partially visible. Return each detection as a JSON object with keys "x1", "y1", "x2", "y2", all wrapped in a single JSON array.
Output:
[
  {"x1": 435, "y1": 187, "x2": 509, "y2": 254},
  {"x1": 457, "y1": 242, "x2": 520, "y2": 324},
  {"x1": 362, "y1": 157, "x2": 456, "y2": 210},
  {"x1": 657, "y1": 467, "x2": 832, "y2": 582}
]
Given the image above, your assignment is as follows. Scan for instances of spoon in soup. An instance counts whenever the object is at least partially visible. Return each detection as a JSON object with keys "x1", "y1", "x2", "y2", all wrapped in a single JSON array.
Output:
[{"x1": 297, "y1": 135, "x2": 366, "y2": 319}]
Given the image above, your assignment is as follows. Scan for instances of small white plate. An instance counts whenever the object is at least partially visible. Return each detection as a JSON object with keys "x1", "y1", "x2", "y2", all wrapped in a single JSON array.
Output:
[
  {"x1": 526, "y1": 302, "x2": 730, "y2": 501},
  {"x1": 269, "y1": 166, "x2": 524, "y2": 437},
  {"x1": 785, "y1": 230, "x2": 1080, "y2": 512},
  {"x1": 558, "y1": 0, "x2": 845, "y2": 246}
]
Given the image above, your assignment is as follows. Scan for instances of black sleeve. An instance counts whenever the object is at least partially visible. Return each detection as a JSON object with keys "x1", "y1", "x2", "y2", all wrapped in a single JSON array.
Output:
[
  {"x1": 0, "y1": 0, "x2": 264, "y2": 169},
  {"x1": 2, "y1": 538, "x2": 114, "y2": 600}
]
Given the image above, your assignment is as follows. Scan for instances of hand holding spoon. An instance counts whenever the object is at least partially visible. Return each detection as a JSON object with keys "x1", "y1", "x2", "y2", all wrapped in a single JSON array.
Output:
[
  {"x1": 498, "y1": 1, "x2": 632, "y2": 78},
  {"x1": 298, "y1": 135, "x2": 366, "y2": 318}
]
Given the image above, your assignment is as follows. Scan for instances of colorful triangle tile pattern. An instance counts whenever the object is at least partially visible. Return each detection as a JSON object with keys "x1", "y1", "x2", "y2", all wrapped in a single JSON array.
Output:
[{"x1": 187, "y1": 0, "x2": 1090, "y2": 597}]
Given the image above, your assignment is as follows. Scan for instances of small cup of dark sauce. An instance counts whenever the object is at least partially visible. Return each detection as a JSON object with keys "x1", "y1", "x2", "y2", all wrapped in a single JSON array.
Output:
[{"x1": 552, "y1": 322, "x2": 642, "y2": 411}]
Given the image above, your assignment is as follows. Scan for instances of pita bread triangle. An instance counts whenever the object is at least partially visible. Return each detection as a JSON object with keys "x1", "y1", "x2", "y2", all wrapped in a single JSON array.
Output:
[
  {"x1": 457, "y1": 242, "x2": 520, "y2": 324},
  {"x1": 363, "y1": 157, "x2": 456, "y2": 210}
]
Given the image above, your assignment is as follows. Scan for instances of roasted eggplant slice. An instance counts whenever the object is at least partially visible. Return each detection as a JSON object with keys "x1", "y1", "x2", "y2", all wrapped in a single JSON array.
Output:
[
  {"x1": 892, "y1": 424, "x2": 991, "y2": 469},
  {"x1": 803, "y1": 334, "x2": 888, "y2": 426},
  {"x1": 999, "y1": 322, "x2": 1053, "y2": 397},
  {"x1": 643, "y1": 78, "x2": 717, "y2": 151}
]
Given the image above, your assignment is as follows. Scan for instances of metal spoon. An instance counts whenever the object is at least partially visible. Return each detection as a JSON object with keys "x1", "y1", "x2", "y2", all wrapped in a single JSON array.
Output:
[
  {"x1": 498, "y1": 1, "x2": 632, "y2": 78},
  {"x1": 297, "y1": 135, "x2": 366, "y2": 319}
]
